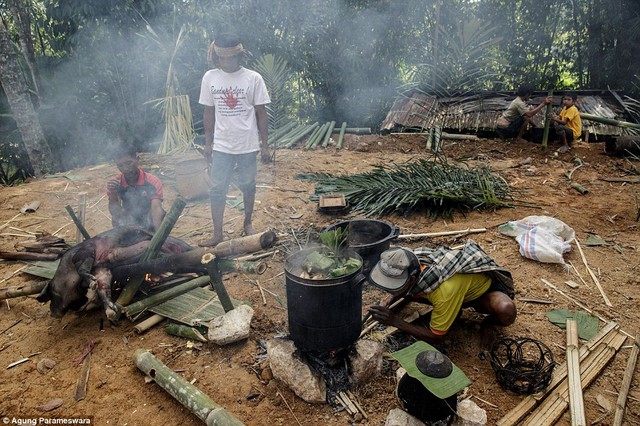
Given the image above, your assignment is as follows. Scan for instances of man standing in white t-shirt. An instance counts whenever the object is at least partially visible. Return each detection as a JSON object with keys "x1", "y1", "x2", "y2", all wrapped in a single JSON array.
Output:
[{"x1": 198, "y1": 33, "x2": 271, "y2": 247}]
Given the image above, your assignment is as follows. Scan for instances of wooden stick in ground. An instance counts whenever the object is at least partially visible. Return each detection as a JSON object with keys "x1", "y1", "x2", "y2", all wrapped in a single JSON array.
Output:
[
  {"x1": 613, "y1": 335, "x2": 640, "y2": 426},
  {"x1": 254, "y1": 280, "x2": 267, "y2": 305},
  {"x1": 574, "y1": 238, "x2": 612, "y2": 307},
  {"x1": 205, "y1": 257, "x2": 234, "y2": 313},
  {"x1": 133, "y1": 314, "x2": 165, "y2": 334},
  {"x1": 75, "y1": 192, "x2": 87, "y2": 244},
  {"x1": 276, "y1": 390, "x2": 302, "y2": 426},
  {"x1": 0, "y1": 280, "x2": 47, "y2": 300},
  {"x1": 566, "y1": 319, "x2": 586, "y2": 426},
  {"x1": 133, "y1": 349, "x2": 245, "y2": 426},
  {"x1": 64, "y1": 205, "x2": 91, "y2": 241}
]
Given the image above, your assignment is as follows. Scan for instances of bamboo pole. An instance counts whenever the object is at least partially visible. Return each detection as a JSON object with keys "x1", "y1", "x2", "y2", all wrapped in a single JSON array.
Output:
[
  {"x1": 542, "y1": 90, "x2": 554, "y2": 151},
  {"x1": 64, "y1": 205, "x2": 91, "y2": 241},
  {"x1": 75, "y1": 192, "x2": 87, "y2": 244},
  {"x1": 133, "y1": 314, "x2": 165, "y2": 334},
  {"x1": 579, "y1": 113, "x2": 640, "y2": 130},
  {"x1": 322, "y1": 121, "x2": 336, "y2": 148},
  {"x1": 336, "y1": 122, "x2": 347, "y2": 149},
  {"x1": 133, "y1": 349, "x2": 245, "y2": 426},
  {"x1": 116, "y1": 197, "x2": 187, "y2": 308},
  {"x1": 613, "y1": 335, "x2": 639, "y2": 426},
  {"x1": 571, "y1": 183, "x2": 589, "y2": 194},
  {"x1": 121, "y1": 276, "x2": 211, "y2": 319},
  {"x1": 165, "y1": 323, "x2": 208, "y2": 342},
  {"x1": 0, "y1": 280, "x2": 47, "y2": 300},
  {"x1": 566, "y1": 319, "x2": 586, "y2": 426}
]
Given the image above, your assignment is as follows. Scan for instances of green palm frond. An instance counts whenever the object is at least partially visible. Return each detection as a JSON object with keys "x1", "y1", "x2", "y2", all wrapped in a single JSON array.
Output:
[
  {"x1": 253, "y1": 54, "x2": 292, "y2": 131},
  {"x1": 298, "y1": 159, "x2": 516, "y2": 218}
]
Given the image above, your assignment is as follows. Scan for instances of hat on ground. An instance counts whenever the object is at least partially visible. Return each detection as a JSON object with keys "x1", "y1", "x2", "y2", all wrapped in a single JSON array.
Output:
[
  {"x1": 368, "y1": 247, "x2": 420, "y2": 292},
  {"x1": 393, "y1": 341, "x2": 471, "y2": 399}
]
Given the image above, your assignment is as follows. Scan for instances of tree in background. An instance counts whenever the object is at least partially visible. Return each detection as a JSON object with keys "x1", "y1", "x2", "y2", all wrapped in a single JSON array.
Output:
[{"x1": 0, "y1": 1, "x2": 59, "y2": 177}]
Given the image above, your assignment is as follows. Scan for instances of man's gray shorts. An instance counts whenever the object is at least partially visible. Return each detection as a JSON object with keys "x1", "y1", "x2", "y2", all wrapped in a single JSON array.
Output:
[{"x1": 209, "y1": 151, "x2": 257, "y2": 201}]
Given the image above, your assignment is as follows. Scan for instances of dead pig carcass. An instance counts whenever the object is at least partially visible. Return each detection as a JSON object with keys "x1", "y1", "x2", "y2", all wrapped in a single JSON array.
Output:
[{"x1": 37, "y1": 226, "x2": 191, "y2": 320}]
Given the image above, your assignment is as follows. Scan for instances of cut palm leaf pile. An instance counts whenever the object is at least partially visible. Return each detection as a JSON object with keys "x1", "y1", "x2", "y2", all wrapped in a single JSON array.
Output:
[{"x1": 297, "y1": 159, "x2": 515, "y2": 218}]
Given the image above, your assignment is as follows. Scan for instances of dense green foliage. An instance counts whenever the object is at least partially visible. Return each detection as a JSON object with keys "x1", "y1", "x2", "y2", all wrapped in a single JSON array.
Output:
[{"x1": 1, "y1": 0, "x2": 639, "y2": 180}]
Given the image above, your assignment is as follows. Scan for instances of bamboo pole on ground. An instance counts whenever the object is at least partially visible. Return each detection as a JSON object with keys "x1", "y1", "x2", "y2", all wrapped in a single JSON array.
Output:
[
  {"x1": 116, "y1": 197, "x2": 186, "y2": 308},
  {"x1": 133, "y1": 314, "x2": 166, "y2": 334},
  {"x1": 121, "y1": 276, "x2": 211, "y2": 319},
  {"x1": 613, "y1": 335, "x2": 640, "y2": 426},
  {"x1": 64, "y1": 205, "x2": 91, "y2": 241},
  {"x1": 133, "y1": 349, "x2": 245, "y2": 426},
  {"x1": 75, "y1": 192, "x2": 87, "y2": 244},
  {"x1": 566, "y1": 319, "x2": 586, "y2": 426},
  {"x1": 165, "y1": 323, "x2": 208, "y2": 342},
  {"x1": 0, "y1": 280, "x2": 47, "y2": 300},
  {"x1": 542, "y1": 90, "x2": 554, "y2": 151}
]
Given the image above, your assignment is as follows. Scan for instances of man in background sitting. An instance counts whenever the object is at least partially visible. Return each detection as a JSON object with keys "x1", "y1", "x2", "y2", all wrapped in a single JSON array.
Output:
[{"x1": 106, "y1": 145, "x2": 165, "y2": 232}]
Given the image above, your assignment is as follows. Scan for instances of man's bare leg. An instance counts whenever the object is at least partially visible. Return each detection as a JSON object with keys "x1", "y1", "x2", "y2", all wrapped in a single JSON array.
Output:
[
  {"x1": 242, "y1": 189, "x2": 256, "y2": 236},
  {"x1": 557, "y1": 130, "x2": 571, "y2": 152},
  {"x1": 470, "y1": 291, "x2": 517, "y2": 349},
  {"x1": 515, "y1": 117, "x2": 533, "y2": 143},
  {"x1": 199, "y1": 201, "x2": 225, "y2": 247}
]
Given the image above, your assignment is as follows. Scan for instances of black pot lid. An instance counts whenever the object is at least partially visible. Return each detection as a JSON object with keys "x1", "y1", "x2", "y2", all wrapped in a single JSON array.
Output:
[{"x1": 415, "y1": 350, "x2": 453, "y2": 378}]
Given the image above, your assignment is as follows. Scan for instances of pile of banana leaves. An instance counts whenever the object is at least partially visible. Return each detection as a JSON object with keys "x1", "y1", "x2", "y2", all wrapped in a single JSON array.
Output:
[{"x1": 298, "y1": 158, "x2": 518, "y2": 218}]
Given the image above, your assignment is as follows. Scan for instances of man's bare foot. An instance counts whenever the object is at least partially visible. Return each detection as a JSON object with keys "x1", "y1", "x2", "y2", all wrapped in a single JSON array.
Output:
[
  {"x1": 557, "y1": 145, "x2": 571, "y2": 153},
  {"x1": 198, "y1": 235, "x2": 223, "y2": 247},
  {"x1": 243, "y1": 224, "x2": 257, "y2": 236}
]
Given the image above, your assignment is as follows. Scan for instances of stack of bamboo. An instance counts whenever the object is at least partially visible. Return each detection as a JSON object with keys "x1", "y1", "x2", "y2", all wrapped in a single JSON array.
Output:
[
  {"x1": 497, "y1": 322, "x2": 627, "y2": 426},
  {"x1": 269, "y1": 121, "x2": 370, "y2": 149}
]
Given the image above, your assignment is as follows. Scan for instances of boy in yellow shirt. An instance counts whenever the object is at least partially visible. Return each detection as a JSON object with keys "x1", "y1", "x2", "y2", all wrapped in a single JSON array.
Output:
[{"x1": 548, "y1": 93, "x2": 582, "y2": 153}]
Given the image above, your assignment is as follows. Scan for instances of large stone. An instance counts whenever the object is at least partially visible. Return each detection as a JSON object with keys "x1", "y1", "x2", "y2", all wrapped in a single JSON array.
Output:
[
  {"x1": 385, "y1": 408, "x2": 425, "y2": 426},
  {"x1": 452, "y1": 398, "x2": 487, "y2": 426},
  {"x1": 207, "y1": 304, "x2": 254, "y2": 345},
  {"x1": 266, "y1": 338, "x2": 326, "y2": 403},
  {"x1": 349, "y1": 339, "x2": 384, "y2": 385}
]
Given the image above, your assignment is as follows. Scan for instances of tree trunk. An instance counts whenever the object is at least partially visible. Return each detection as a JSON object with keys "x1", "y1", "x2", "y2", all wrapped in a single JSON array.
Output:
[
  {"x1": 7, "y1": 0, "x2": 40, "y2": 100},
  {"x1": 0, "y1": 24, "x2": 59, "y2": 176}
]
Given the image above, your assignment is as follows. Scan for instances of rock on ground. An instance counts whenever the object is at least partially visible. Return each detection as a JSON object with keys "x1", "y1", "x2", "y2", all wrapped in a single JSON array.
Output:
[
  {"x1": 266, "y1": 338, "x2": 326, "y2": 404},
  {"x1": 349, "y1": 339, "x2": 383, "y2": 385},
  {"x1": 207, "y1": 304, "x2": 254, "y2": 345}
]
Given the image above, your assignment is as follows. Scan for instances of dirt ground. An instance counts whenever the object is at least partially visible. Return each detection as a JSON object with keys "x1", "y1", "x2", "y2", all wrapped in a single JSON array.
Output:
[{"x1": 1, "y1": 133, "x2": 640, "y2": 426}]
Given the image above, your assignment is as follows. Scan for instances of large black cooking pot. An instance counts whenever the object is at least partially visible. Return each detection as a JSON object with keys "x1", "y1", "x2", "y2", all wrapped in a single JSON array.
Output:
[
  {"x1": 285, "y1": 247, "x2": 365, "y2": 353},
  {"x1": 323, "y1": 219, "x2": 400, "y2": 274}
]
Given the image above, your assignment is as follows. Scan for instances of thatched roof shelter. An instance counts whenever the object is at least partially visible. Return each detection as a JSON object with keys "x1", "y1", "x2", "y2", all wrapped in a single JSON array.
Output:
[{"x1": 380, "y1": 90, "x2": 636, "y2": 139}]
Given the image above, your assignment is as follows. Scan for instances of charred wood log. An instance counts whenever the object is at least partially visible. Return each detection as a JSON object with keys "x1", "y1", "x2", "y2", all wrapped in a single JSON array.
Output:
[{"x1": 0, "y1": 251, "x2": 58, "y2": 261}]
